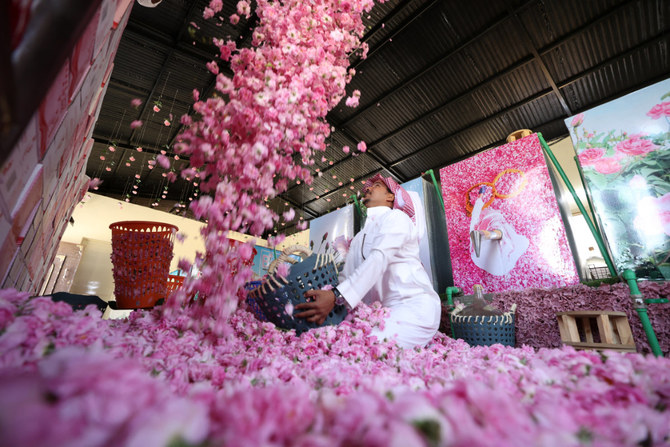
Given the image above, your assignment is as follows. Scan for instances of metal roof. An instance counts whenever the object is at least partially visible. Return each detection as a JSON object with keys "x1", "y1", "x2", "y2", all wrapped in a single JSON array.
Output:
[{"x1": 86, "y1": 0, "x2": 670, "y2": 235}]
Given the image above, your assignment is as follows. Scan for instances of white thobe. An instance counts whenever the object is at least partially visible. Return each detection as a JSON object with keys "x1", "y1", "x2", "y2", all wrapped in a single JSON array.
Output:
[{"x1": 336, "y1": 206, "x2": 441, "y2": 348}]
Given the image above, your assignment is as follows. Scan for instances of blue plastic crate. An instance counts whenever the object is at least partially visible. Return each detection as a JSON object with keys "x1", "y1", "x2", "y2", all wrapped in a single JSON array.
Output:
[{"x1": 247, "y1": 254, "x2": 347, "y2": 334}]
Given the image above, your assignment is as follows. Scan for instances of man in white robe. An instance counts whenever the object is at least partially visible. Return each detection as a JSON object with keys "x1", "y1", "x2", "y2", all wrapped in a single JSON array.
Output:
[{"x1": 295, "y1": 174, "x2": 441, "y2": 348}]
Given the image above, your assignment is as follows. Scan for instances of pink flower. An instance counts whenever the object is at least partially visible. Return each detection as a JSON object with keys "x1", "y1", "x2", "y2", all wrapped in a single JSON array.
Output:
[
  {"x1": 615, "y1": 136, "x2": 658, "y2": 157},
  {"x1": 593, "y1": 157, "x2": 622, "y2": 174},
  {"x1": 646, "y1": 101, "x2": 670, "y2": 119},
  {"x1": 342, "y1": 146, "x2": 350, "y2": 154},
  {"x1": 577, "y1": 147, "x2": 605, "y2": 166},
  {"x1": 345, "y1": 90, "x2": 360, "y2": 107},
  {"x1": 130, "y1": 120, "x2": 143, "y2": 129},
  {"x1": 131, "y1": 98, "x2": 142, "y2": 108},
  {"x1": 156, "y1": 154, "x2": 171, "y2": 169},
  {"x1": 164, "y1": 119, "x2": 171, "y2": 126},
  {"x1": 570, "y1": 113, "x2": 584, "y2": 127},
  {"x1": 206, "y1": 61, "x2": 219, "y2": 75},
  {"x1": 153, "y1": 105, "x2": 161, "y2": 112},
  {"x1": 236, "y1": 0, "x2": 250, "y2": 18},
  {"x1": 357, "y1": 141, "x2": 367, "y2": 152},
  {"x1": 282, "y1": 208, "x2": 295, "y2": 221},
  {"x1": 229, "y1": 14, "x2": 240, "y2": 25},
  {"x1": 88, "y1": 178, "x2": 103, "y2": 190}
]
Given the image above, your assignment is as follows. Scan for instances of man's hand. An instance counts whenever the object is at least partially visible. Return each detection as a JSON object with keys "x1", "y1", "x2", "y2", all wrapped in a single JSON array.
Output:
[{"x1": 294, "y1": 289, "x2": 336, "y2": 325}]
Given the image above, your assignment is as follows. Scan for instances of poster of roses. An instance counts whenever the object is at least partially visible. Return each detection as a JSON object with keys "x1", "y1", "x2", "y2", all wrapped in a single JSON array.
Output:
[{"x1": 566, "y1": 78, "x2": 670, "y2": 280}]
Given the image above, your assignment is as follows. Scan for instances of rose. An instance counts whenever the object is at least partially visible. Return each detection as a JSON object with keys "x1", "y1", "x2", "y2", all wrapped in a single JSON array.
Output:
[
  {"x1": 646, "y1": 101, "x2": 670, "y2": 120},
  {"x1": 615, "y1": 136, "x2": 658, "y2": 157},
  {"x1": 593, "y1": 156, "x2": 622, "y2": 175},
  {"x1": 577, "y1": 147, "x2": 606, "y2": 166},
  {"x1": 570, "y1": 113, "x2": 584, "y2": 127}
]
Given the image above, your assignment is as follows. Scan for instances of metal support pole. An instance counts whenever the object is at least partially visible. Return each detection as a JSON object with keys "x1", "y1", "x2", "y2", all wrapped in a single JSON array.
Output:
[
  {"x1": 423, "y1": 169, "x2": 445, "y2": 212},
  {"x1": 537, "y1": 133, "x2": 617, "y2": 277},
  {"x1": 622, "y1": 269, "x2": 663, "y2": 357}
]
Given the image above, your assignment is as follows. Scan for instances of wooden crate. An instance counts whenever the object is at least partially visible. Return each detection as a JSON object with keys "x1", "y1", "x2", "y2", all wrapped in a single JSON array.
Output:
[{"x1": 556, "y1": 311, "x2": 636, "y2": 352}]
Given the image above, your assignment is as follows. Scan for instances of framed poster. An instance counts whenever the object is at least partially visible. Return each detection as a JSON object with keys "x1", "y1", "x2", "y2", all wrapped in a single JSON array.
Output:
[
  {"x1": 440, "y1": 134, "x2": 580, "y2": 294},
  {"x1": 566, "y1": 78, "x2": 670, "y2": 280}
]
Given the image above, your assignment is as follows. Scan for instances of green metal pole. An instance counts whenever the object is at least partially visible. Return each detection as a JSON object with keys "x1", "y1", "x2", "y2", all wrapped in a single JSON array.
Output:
[
  {"x1": 622, "y1": 269, "x2": 663, "y2": 357},
  {"x1": 424, "y1": 169, "x2": 445, "y2": 212},
  {"x1": 537, "y1": 133, "x2": 617, "y2": 277},
  {"x1": 351, "y1": 194, "x2": 365, "y2": 218}
]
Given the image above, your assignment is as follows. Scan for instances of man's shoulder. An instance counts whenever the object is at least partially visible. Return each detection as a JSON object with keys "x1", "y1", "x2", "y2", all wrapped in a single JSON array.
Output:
[{"x1": 382, "y1": 208, "x2": 413, "y2": 226}]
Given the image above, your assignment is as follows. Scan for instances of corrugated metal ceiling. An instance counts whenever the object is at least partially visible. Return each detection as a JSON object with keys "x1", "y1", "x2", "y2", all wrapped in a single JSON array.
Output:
[{"x1": 88, "y1": 0, "x2": 670, "y2": 235}]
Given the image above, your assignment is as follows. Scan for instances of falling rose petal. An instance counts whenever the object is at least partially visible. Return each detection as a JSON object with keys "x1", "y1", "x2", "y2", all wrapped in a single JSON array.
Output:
[
  {"x1": 130, "y1": 120, "x2": 143, "y2": 129},
  {"x1": 130, "y1": 98, "x2": 142, "y2": 108},
  {"x1": 157, "y1": 154, "x2": 171, "y2": 169},
  {"x1": 282, "y1": 208, "x2": 295, "y2": 221},
  {"x1": 88, "y1": 178, "x2": 103, "y2": 190},
  {"x1": 276, "y1": 262, "x2": 289, "y2": 279},
  {"x1": 343, "y1": 146, "x2": 350, "y2": 154},
  {"x1": 284, "y1": 302, "x2": 294, "y2": 318}
]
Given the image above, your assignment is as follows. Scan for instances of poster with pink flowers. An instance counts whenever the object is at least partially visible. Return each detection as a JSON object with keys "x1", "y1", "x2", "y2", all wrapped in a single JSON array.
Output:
[
  {"x1": 566, "y1": 78, "x2": 670, "y2": 280},
  {"x1": 440, "y1": 134, "x2": 580, "y2": 294}
]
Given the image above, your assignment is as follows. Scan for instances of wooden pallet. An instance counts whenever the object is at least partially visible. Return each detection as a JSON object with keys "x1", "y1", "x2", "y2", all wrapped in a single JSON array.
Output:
[{"x1": 556, "y1": 311, "x2": 636, "y2": 352}]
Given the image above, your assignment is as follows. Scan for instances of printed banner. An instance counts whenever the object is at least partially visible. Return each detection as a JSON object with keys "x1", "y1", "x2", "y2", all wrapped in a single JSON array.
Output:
[
  {"x1": 566, "y1": 78, "x2": 670, "y2": 280},
  {"x1": 440, "y1": 133, "x2": 580, "y2": 294},
  {"x1": 308, "y1": 204, "x2": 355, "y2": 267}
]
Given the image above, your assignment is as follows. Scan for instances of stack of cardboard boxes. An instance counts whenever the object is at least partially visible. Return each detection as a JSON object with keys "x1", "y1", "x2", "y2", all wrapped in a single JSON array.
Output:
[{"x1": 0, "y1": 0, "x2": 134, "y2": 293}]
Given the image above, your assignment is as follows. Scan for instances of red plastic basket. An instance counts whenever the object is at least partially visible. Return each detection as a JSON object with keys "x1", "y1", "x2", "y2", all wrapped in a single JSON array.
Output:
[
  {"x1": 109, "y1": 221, "x2": 178, "y2": 309},
  {"x1": 167, "y1": 274, "x2": 185, "y2": 294}
]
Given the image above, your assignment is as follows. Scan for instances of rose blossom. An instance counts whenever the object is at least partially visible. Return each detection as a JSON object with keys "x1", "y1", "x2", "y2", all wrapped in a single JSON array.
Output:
[
  {"x1": 615, "y1": 136, "x2": 658, "y2": 157},
  {"x1": 570, "y1": 113, "x2": 584, "y2": 127},
  {"x1": 646, "y1": 101, "x2": 670, "y2": 119},
  {"x1": 593, "y1": 156, "x2": 622, "y2": 175},
  {"x1": 577, "y1": 147, "x2": 605, "y2": 166}
]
